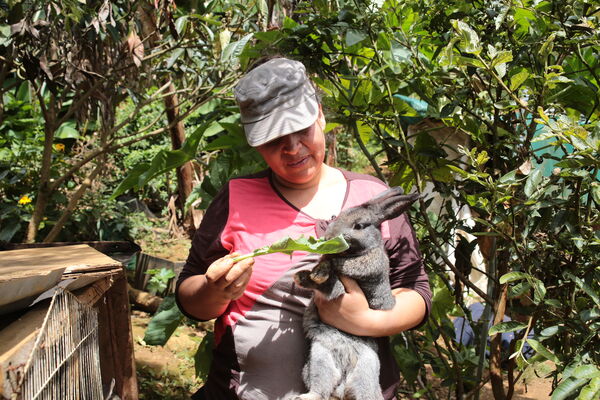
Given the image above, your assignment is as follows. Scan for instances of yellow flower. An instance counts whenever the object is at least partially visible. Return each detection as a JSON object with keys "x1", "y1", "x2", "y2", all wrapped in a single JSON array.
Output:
[
  {"x1": 54, "y1": 143, "x2": 65, "y2": 152},
  {"x1": 19, "y1": 195, "x2": 32, "y2": 205}
]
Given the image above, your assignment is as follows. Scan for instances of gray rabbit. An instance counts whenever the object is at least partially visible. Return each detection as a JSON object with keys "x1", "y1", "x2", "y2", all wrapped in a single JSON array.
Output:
[{"x1": 293, "y1": 187, "x2": 420, "y2": 400}]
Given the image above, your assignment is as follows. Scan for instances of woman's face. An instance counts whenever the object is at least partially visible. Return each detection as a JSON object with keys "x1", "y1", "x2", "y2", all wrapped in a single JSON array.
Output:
[{"x1": 256, "y1": 109, "x2": 326, "y2": 189}]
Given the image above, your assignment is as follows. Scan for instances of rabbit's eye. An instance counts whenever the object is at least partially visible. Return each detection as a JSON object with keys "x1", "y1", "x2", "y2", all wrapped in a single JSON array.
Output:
[{"x1": 353, "y1": 222, "x2": 367, "y2": 230}]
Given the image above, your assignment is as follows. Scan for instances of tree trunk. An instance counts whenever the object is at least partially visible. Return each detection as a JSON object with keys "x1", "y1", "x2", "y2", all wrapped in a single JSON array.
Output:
[
  {"x1": 163, "y1": 82, "x2": 195, "y2": 236},
  {"x1": 137, "y1": 3, "x2": 195, "y2": 237},
  {"x1": 25, "y1": 95, "x2": 57, "y2": 242},
  {"x1": 490, "y1": 261, "x2": 509, "y2": 400}
]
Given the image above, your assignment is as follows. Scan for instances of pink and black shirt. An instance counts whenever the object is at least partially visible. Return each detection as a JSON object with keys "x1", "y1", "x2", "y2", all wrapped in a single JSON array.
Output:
[{"x1": 176, "y1": 169, "x2": 431, "y2": 400}]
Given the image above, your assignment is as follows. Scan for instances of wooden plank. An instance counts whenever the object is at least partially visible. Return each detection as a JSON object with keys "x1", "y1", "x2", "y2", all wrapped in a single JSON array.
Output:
[
  {"x1": 0, "y1": 244, "x2": 121, "y2": 275},
  {"x1": 0, "y1": 241, "x2": 141, "y2": 254},
  {"x1": 0, "y1": 245, "x2": 121, "y2": 311},
  {"x1": 97, "y1": 273, "x2": 139, "y2": 400}
]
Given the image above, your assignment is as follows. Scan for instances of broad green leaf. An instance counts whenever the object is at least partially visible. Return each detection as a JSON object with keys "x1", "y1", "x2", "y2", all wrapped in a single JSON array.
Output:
[
  {"x1": 577, "y1": 377, "x2": 600, "y2": 400},
  {"x1": 345, "y1": 29, "x2": 366, "y2": 47},
  {"x1": 564, "y1": 272, "x2": 600, "y2": 306},
  {"x1": 581, "y1": 308, "x2": 600, "y2": 322},
  {"x1": 143, "y1": 295, "x2": 184, "y2": 345},
  {"x1": 591, "y1": 184, "x2": 600, "y2": 206},
  {"x1": 510, "y1": 69, "x2": 530, "y2": 91},
  {"x1": 175, "y1": 16, "x2": 188, "y2": 35},
  {"x1": 489, "y1": 321, "x2": 527, "y2": 336},
  {"x1": 221, "y1": 33, "x2": 253, "y2": 62},
  {"x1": 552, "y1": 376, "x2": 589, "y2": 400},
  {"x1": 527, "y1": 339, "x2": 559, "y2": 363},
  {"x1": 498, "y1": 170, "x2": 518, "y2": 184},
  {"x1": 539, "y1": 325, "x2": 562, "y2": 338},
  {"x1": 0, "y1": 24, "x2": 11, "y2": 46},
  {"x1": 500, "y1": 271, "x2": 529, "y2": 284},
  {"x1": 524, "y1": 168, "x2": 543, "y2": 198},
  {"x1": 232, "y1": 235, "x2": 350, "y2": 262},
  {"x1": 55, "y1": 121, "x2": 80, "y2": 139},
  {"x1": 356, "y1": 120, "x2": 373, "y2": 143},
  {"x1": 531, "y1": 278, "x2": 547, "y2": 304},
  {"x1": 451, "y1": 20, "x2": 481, "y2": 55},
  {"x1": 491, "y1": 50, "x2": 513, "y2": 69},
  {"x1": 166, "y1": 48, "x2": 185, "y2": 69},
  {"x1": 195, "y1": 331, "x2": 214, "y2": 380},
  {"x1": 573, "y1": 365, "x2": 600, "y2": 380}
]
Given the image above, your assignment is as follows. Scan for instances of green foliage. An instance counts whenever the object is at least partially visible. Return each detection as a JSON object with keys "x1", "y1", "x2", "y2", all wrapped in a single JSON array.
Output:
[
  {"x1": 143, "y1": 295, "x2": 185, "y2": 346},
  {"x1": 194, "y1": 331, "x2": 214, "y2": 381},
  {"x1": 146, "y1": 268, "x2": 177, "y2": 296}
]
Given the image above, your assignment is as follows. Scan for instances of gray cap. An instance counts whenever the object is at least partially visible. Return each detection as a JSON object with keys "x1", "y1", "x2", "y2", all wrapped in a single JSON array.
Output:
[{"x1": 234, "y1": 58, "x2": 319, "y2": 147}]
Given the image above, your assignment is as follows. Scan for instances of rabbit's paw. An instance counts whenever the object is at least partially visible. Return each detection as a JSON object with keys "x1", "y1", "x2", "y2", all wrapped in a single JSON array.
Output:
[
  {"x1": 309, "y1": 263, "x2": 330, "y2": 284},
  {"x1": 294, "y1": 270, "x2": 316, "y2": 289}
]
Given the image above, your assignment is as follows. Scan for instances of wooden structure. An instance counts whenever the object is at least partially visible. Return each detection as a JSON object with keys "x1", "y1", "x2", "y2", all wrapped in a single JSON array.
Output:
[
  {"x1": 0, "y1": 244, "x2": 138, "y2": 400},
  {"x1": 133, "y1": 252, "x2": 184, "y2": 296}
]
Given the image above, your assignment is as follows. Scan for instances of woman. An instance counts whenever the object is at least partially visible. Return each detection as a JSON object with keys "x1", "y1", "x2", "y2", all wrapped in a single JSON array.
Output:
[{"x1": 176, "y1": 57, "x2": 431, "y2": 400}]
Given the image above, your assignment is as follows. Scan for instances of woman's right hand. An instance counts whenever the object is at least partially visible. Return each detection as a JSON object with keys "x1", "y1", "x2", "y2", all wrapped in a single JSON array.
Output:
[
  {"x1": 205, "y1": 253, "x2": 254, "y2": 300},
  {"x1": 177, "y1": 253, "x2": 254, "y2": 320}
]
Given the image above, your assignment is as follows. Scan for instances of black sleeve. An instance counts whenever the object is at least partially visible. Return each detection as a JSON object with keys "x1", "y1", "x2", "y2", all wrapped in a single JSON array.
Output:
[{"x1": 175, "y1": 184, "x2": 231, "y2": 320}]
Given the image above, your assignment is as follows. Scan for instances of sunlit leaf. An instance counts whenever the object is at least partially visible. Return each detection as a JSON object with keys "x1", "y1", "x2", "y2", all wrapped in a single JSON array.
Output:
[
  {"x1": 527, "y1": 339, "x2": 559, "y2": 363},
  {"x1": 55, "y1": 121, "x2": 80, "y2": 139},
  {"x1": 500, "y1": 271, "x2": 529, "y2": 284},
  {"x1": 232, "y1": 235, "x2": 350, "y2": 262},
  {"x1": 489, "y1": 321, "x2": 527, "y2": 336}
]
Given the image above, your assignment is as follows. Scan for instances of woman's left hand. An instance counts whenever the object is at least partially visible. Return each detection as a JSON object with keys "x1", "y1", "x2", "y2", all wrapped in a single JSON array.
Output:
[{"x1": 313, "y1": 276, "x2": 374, "y2": 336}]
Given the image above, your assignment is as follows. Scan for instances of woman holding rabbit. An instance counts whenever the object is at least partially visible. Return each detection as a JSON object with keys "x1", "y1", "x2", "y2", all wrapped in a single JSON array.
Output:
[{"x1": 176, "y1": 57, "x2": 431, "y2": 400}]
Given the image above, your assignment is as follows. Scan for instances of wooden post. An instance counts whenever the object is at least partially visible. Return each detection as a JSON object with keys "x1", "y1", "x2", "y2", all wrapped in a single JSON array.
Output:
[{"x1": 97, "y1": 271, "x2": 139, "y2": 400}]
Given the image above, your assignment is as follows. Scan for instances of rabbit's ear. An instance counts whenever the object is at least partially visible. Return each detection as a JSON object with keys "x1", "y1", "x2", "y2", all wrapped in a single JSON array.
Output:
[{"x1": 366, "y1": 187, "x2": 421, "y2": 224}]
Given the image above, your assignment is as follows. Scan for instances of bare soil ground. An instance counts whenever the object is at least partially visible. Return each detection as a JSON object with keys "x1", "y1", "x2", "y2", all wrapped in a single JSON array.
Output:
[{"x1": 132, "y1": 311, "x2": 202, "y2": 399}]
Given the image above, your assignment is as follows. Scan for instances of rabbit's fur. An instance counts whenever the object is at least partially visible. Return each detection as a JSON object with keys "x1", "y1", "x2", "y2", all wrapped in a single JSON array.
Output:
[{"x1": 293, "y1": 188, "x2": 420, "y2": 400}]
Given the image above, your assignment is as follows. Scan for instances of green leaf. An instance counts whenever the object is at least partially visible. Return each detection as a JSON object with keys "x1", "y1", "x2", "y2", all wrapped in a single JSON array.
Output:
[
  {"x1": 510, "y1": 69, "x2": 530, "y2": 91},
  {"x1": 143, "y1": 295, "x2": 184, "y2": 345},
  {"x1": 531, "y1": 278, "x2": 547, "y2": 304},
  {"x1": 232, "y1": 235, "x2": 350, "y2": 262},
  {"x1": 55, "y1": 121, "x2": 80, "y2": 139},
  {"x1": 564, "y1": 272, "x2": 600, "y2": 306},
  {"x1": 194, "y1": 331, "x2": 214, "y2": 380},
  {"x1": 451, "y1": 20, "x2": 481, "y2": 55},
  {"x1": 539, "y1": 325, "x2": 562, "y2": 338},
  {"x1": 573, "y1": 365, "x2": 600, "y2": 380},
  {"x1": 491, "y1": 50, "x2": 513, "y2": 69},
  {"x1": 166, "y1": 48, "x2": 185, "y2": 69},
  {"x1": 500, "y1": 271, "x2": 529, "y2": 284},
  {"x1": 577, "y1": 377, "x2": 600, "y2": 400},
  {"x1": 489, "y1": 321, "x2": 527, "y2": 336},
  {"x1": 221, "y1": 33, "x2": 253, "y2": 62},
  {"x1": 552, "y1": 376, "x2": 589, "y2": 400},
  {"x1": 527, "y1": 339, "x2": 559, "y2": 363},
  {"x1": 0, "y1": 24, "x2": 12, "y2": 46},
  {"x1": 524, "y1": 168, "x2": 543, "y2": 198},
  {"x1": 345, "y1": 29, "x2": 366, "y2": 47},
  {"x1": 591, "y1": 184, "x2": 600, "y2": 206}
]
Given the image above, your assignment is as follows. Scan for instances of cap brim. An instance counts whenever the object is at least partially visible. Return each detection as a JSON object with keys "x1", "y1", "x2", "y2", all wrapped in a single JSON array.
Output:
[{"x1": 243, "y1": 95, "x2": 320, "y2": 147}]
